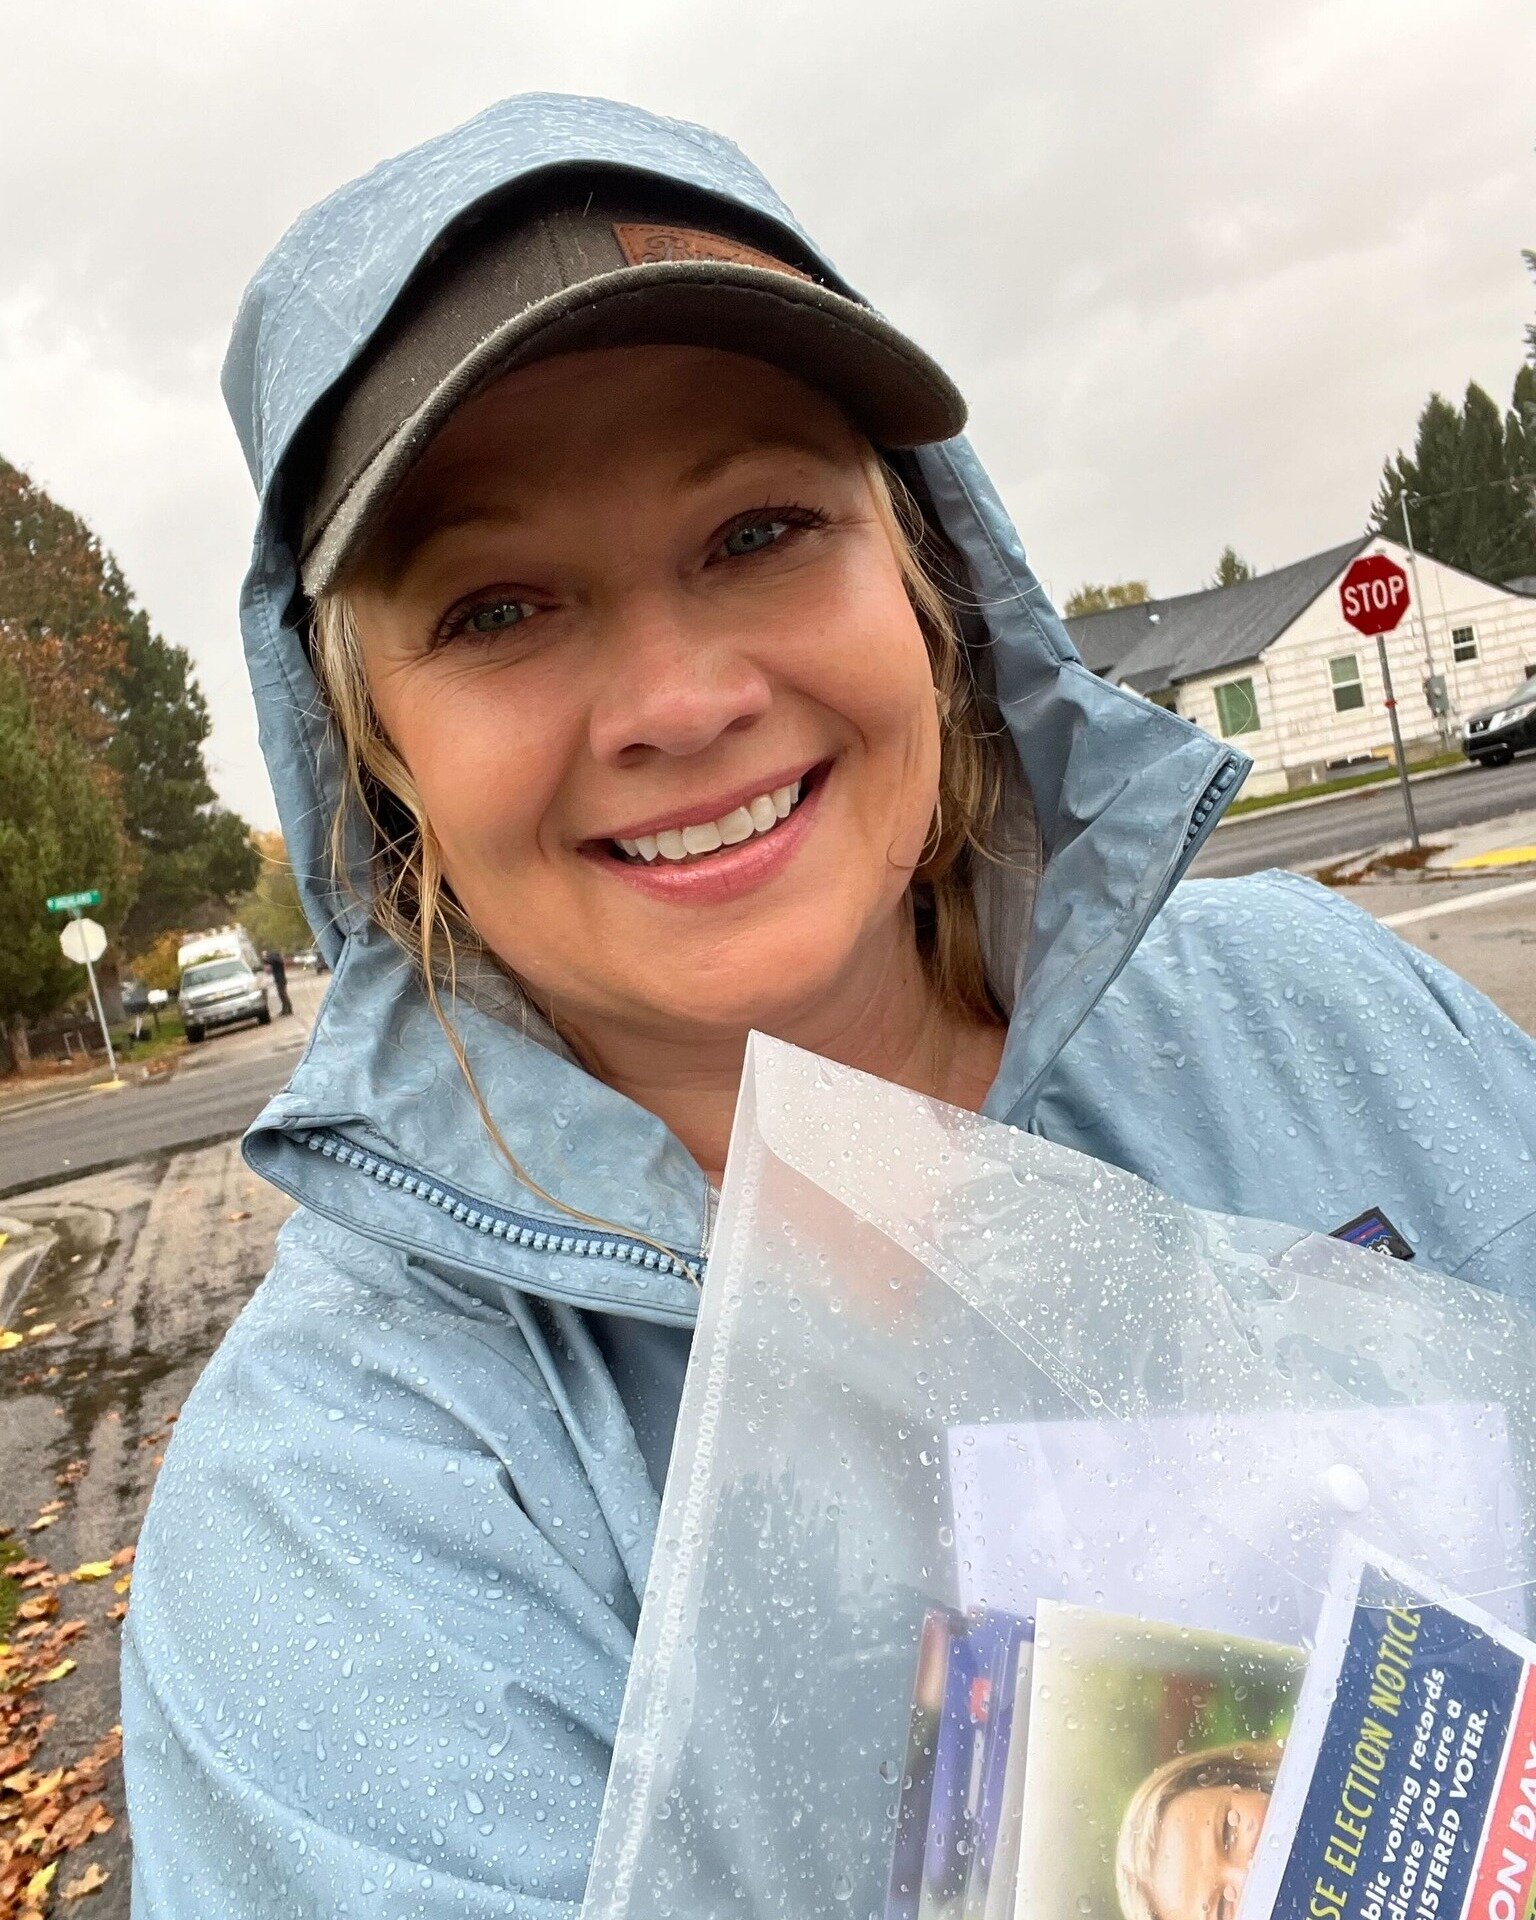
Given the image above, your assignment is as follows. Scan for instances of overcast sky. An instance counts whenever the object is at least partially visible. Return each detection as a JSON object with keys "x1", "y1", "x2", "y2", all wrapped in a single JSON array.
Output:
[{"x1": 3, "y1": 0, "x2": 1532, "y2": 830}]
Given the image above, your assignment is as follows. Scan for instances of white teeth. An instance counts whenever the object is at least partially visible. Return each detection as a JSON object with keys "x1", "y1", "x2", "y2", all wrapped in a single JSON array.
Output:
[
  {"x1": 618, "y1": 777, "x2": 808, "y2": 863},
  {"x1": 682, "y1": 821, "x2": 723, "y2": 855}
]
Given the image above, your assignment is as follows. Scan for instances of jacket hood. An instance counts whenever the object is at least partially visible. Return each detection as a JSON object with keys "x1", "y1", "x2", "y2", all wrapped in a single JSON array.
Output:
[{"x1": 224, "y1": 92, "x2": 1248, "y2": 1312}]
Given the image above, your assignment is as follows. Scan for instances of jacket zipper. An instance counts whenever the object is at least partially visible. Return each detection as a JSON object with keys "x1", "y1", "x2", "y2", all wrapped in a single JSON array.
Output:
[
  {"x1": 1183, "y1": 754, "x2": 1244, "y2": 846},
  {"x1": 294, "y1": 1127, "x2": 703, "y2": 1284}
]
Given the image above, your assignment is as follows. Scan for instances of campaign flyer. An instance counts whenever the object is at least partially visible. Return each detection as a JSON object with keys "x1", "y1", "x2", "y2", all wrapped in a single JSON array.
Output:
[
  {"x1": 1014, "y1": 1603, "x2": 1306, "y2": 1920},
  {"x1": 1245, "y1": 1547, "x2": 1536, "y2": 1920}
]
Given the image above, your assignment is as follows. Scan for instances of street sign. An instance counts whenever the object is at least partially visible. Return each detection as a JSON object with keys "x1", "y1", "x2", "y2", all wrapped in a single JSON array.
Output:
[
  {"x1": 46, "y1": 888, "x2": 101, "y2": 913},
  {"x1": 1339, "y1": 554, "x2": 1411, "y2": 636},
  {"x1": 1338, "y1": 554, "x2": 1419, "y2": 849},
  {"x1": 59, "y1": 916, "x2": 108, "y2": 965},
  {"x1": 56, "y1": 915, "x2": 120, "y2": 1084}
]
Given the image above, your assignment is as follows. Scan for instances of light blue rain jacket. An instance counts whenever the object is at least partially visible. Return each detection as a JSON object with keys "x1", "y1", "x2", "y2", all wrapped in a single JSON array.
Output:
[{"x1": 122, "y1": 93, "x2": 1536, "y2": 1918}]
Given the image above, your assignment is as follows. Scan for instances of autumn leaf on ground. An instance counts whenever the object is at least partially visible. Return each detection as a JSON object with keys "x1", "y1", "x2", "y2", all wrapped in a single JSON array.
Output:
[
  {"x1": 39, "y1": 1659, "x2": 76, "y2": 1683},
  {"x1": 110, "y1": 1575, "x2": 130, "y2": 1596},
  {"x1": 0, "y1": 1331, "x2": 22, "y2": 1352},
  {"x1": 23, "y1": 1323, "x2": 58, "y2": 1341},
  {"x1": 61, "y1": 1861, "x2": 109, "y2": 1899},
  {"x1": 67, "y1": 1563, "x2": 111, "y2": 1583},
  {"x1": 108, "y1": 1547, "x2": 134, "y2": 1569},
  {"x1": 104, "y1": 1603, "x2": 126, "y2": 1623},
  {"x1": 226, "y1": 1209, "x2": 252, "y2": 1223},
  {"x1": 26, "y1": 1515, "x2": 58, "y2": 1533},
  {"x1": 25, "y1": 1859, "x2": 58, "y2": 1901}
]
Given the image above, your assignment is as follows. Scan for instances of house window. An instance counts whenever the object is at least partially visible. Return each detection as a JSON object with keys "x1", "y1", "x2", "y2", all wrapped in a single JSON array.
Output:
[
  {"x1": 1212, "y1": 677, "x2": 1260, "y2": 736},
  {"x1": 1452, "y1": 625, "x2": 1478, "y2": 663},
  {"x1": 1329, "y1": 653, "x2": 1365, "y2": 713}
]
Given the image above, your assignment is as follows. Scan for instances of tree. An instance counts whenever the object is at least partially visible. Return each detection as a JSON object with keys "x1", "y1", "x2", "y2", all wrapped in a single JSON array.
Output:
[
  {"x1": 0, "y1": 665, "x2": 129, "y2": 1069},
  {"x1": 107, "y1": 617, "x2": 259, "y2": 947},
  {"x1": 1371, "y1": 378, "x2": 1536, "y2": 583},
  {"x1": 0, "y1": 455, "x2": 259, "y2": 947},
  {"x1": 233, "y1": 833, "x2": 314, "y2": 957},
  {"x1": 1062, "y1": 580, "x2": 1150, "y2": 618},
  {"x1": 1209, "y1": 546, "x2": 1255, "y2": 588},
  {"x1": 0, "y1": 457, "x2": 129, "y2": 747}
]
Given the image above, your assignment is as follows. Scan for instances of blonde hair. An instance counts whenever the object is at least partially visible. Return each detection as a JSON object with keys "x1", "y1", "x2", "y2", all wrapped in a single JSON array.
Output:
[
  {"x1": 308, "y1": 451, "x2": 1015, "y2": 1224},
  {"x1": 1115, "y1": 1739, "x2": 1284, "y2": 1920}
]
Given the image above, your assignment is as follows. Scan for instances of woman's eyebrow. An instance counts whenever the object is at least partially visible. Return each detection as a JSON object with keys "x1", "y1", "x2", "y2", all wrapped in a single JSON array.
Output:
[
  {"x1": 678, "y1": 435, "x2": 839, "y2": 491},
  {"x1": 371, "y1": 494, "x2": 531, "y2": 587}
]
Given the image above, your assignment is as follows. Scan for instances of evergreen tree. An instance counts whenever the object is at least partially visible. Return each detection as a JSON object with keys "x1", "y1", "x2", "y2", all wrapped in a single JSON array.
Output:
[
  {"x1": 1372, "y1": 380, "x2": 1536, "y2": 582},
  {"x1": 107, "y1": 616, "x2": 258, "y2": 947},
  {"x1": 1209, "y1": 547, "x2": 1255, "y2": 588},
  {"x1": 0, "y1": 664, "x2": 129, "y2": 1068},
  {"x1": 0, "y1": 456, "x2": 258, "y2": 948}
]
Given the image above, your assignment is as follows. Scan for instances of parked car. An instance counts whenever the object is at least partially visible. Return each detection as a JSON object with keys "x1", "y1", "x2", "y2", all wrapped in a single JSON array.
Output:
[
  {"x1": 290, "y1": 949, "x2": 323, "y2": 971},
  {"x1": 1462, "y1": 674, "x2": 1536, "y2": 768},
  {"x1": 177, "y1": 956, "x2": 272, "y2": 1044}
]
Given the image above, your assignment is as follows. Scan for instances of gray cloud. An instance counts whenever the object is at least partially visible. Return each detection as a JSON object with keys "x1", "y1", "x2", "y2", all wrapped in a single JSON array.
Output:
[{"x1": 2, "y1": 0, "x2": 1531, "y2": 827}]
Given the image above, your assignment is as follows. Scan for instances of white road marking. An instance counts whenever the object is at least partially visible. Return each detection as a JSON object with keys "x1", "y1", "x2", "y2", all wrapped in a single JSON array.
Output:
[{"x1": 1381, "y1": 878, "x2": 1536, "y2": 929}]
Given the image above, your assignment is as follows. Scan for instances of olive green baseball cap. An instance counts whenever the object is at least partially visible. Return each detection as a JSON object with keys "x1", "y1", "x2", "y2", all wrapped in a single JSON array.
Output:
[{"x1": 298, "y1": 188, "x2": 967, "y2": 597}]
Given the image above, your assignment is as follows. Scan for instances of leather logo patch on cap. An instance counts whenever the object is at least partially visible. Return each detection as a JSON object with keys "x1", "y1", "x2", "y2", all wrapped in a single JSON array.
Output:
[{"x1": 612, "y1": 222, "x2": 811, "y2": 281}]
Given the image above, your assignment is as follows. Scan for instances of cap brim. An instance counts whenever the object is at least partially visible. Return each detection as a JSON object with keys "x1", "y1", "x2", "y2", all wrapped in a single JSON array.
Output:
[{"x1": 301, "y1": 259, "x2": 966, "y2": 598}]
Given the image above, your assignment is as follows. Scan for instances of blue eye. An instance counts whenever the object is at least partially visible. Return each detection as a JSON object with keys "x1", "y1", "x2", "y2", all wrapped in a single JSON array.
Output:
[
  {"x1": 722, "y1": 519, "x2": 787, "y2": 558},
  {"x1": 467, "y1": 599, "x2": 530, "y2": 634}
]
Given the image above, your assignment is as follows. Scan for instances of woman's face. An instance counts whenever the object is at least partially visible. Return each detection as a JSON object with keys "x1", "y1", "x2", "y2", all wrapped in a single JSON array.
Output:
[
  {"x1": 1146, "y1": 1783, "x2": 1270, "y2": 1920},
  {"x1": 347, "y1": 345, "x2": 942, "y2": 1055}
]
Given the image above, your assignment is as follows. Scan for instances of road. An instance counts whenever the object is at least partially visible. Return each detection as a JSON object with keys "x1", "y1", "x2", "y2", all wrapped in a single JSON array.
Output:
[
  {"x1": 0, "y1": 1143, "x2": 296, "y2": 1919},
  {"x1": 0, "y1": 973, "x2": 324, "y2": 1197},
  {"x1": 1188, "y1": 755, "x2": 1536, "y2": 878}
]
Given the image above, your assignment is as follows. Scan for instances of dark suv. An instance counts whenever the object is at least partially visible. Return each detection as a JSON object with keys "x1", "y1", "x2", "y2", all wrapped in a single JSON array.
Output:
[{"x1": 1462, "y1": 674, "x2": 1536, "y2": 768}]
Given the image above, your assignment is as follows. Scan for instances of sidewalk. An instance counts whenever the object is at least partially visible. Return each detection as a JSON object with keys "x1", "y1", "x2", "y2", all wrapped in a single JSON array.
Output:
[
  {"x1": 0, "y1": 1055, "x2": 172, "y2": 1122},
  {"x1": 1425, "y1": 806, "x2": 1536, "y2": 874}
]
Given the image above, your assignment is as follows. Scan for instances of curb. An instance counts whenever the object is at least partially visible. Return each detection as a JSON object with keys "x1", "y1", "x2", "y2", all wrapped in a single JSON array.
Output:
[{"x1": 1217, "y1": 760, "x2": 1475, "y2": 829}]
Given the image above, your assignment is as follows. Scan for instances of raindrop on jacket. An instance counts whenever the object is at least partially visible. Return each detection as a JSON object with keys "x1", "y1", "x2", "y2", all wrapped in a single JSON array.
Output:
[{"x1": 121, "y1": 91, "x2": 1536, "y2": 1918}]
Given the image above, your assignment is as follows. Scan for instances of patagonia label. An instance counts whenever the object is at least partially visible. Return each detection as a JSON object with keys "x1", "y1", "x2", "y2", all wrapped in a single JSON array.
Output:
[{"x1": 1331, "y1": 1206, "x2": 1415, "y2": 1260}]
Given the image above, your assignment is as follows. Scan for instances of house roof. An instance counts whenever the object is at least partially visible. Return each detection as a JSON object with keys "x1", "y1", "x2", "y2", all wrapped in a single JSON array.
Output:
[{"x1": 1065, "y1": 537, "x2": 1369, "y2": 693}]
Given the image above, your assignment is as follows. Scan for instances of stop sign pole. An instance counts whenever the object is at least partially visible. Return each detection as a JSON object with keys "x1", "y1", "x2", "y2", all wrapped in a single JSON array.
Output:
[{"x1": 1339, "y1": 553, "x2": 1420, "y2": 850}]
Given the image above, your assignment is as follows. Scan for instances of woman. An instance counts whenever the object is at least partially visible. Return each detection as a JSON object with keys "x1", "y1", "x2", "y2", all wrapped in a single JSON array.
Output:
[
  {"x1": 122, "y1": 94, "x2": 1536, "y2": 1916},
  {"x1": 1117, "y1": 1741, "x2": 1283, "y2": 1920}
]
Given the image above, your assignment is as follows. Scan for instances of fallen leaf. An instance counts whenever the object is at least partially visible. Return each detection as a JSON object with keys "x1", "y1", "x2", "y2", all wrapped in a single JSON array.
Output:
[
  {"x1": 24, "y1": 1323, "x2": 58, "y2": 1340},
  {"x1": 108, "y1": 1546, "x2": 135, "y2": 1568},
  {"x1": 40, "y1": 1659, "x2": 76, "y2": 1682},
  {"x1": 49, "y1": 1796, "x2": 114, "y2": 1849},
  {"x1": 0, "y1": 1331, "x2": 22, "y2": 1351},
  {"x1": 7, "y1": 1559, "x2": 49, "y2": 1579},
  {"x1": 111, "y1": 1574, "x2": 131, "y2": 1595},
  {"x1": 17, "y1": 1597, "x2": 60, "y2": 1622},
  {"x1": 27, "y1": 1515, "x2": 58, "y2": 1533},
  {"x1": 105, "y1": 1602, "x2": 127, "y2": 1623},
  {"x1": 26, "y1": 1860, "x2": 58, "y2": 1901},
  {"x1": 227, "y1": 1209, "x2": 252, "y2": 1223},
  {"x1": 62, "y1": 1861, "x2": 110, "y2": 1898},
  {"x1": 68, "y1": 1563, "x2": 112, "y2": 1582},
  {"x1": 0, "y1": 1231, "x2": 7, "y2": 1249}
]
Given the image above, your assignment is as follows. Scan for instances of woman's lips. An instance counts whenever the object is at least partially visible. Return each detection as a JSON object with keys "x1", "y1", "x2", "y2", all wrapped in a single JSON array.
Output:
[{"x1": 588, "y1": 764, "x2": 829, "y2": 906}]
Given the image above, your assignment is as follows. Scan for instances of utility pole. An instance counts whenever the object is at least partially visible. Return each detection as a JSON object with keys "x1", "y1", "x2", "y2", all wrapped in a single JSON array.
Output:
[{"x1": 1397, "y1": 494, "x2": 1449, "y2": 751}]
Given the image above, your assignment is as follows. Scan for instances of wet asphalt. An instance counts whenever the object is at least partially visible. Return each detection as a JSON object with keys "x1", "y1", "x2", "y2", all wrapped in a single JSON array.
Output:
[{"x1": 0, "y1": 1145, "x2": 295, "y2": 1917}]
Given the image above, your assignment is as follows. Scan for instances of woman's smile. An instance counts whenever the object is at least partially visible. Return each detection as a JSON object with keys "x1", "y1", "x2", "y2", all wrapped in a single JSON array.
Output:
[{"x1": 588, "y1": 760, "x2": 829, "y2": 904}]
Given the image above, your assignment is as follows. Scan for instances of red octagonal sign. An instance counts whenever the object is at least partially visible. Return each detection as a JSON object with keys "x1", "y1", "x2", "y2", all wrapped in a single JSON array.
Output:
[{"x1": 1339, "y1": 553, "x2": 1410, "y2": 635}]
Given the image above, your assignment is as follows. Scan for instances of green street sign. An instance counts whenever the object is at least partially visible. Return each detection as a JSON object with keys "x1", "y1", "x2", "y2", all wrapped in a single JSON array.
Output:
[{"x1": 46, "y1": 889, "x2": 101, "y2": 912}]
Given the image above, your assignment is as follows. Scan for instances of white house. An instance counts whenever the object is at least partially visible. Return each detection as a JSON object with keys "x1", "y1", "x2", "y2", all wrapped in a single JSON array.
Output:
[{"x1": 1066, "y1": 536, "x2": 1536, "y2": 797}]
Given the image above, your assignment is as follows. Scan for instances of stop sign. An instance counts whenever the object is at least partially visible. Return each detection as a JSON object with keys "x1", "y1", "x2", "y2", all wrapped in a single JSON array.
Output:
[{"x1": 1339, "y1": 553, "x2": 1411, "y2": 635}]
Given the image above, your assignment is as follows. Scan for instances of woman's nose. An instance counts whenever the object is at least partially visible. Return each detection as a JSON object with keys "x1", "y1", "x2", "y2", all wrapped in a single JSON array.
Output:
[{"x1": 586, "y1": 599, "x2": 774, "y2": 765}]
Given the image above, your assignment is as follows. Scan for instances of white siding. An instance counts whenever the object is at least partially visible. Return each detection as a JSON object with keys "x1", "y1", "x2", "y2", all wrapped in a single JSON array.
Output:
[{"x1": 1172, "y1": 540, "x2": 1536, "y2": 795}]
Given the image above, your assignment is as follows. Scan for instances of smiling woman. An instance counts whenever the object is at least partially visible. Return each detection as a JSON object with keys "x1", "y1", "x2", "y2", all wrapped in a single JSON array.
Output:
[
  {"x1": 119, "y1": 92, "x2": 1536, "y2": 1920},
  {"x1": 311, "y1": 344, "x2": 1010, "y2": 1180}
]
